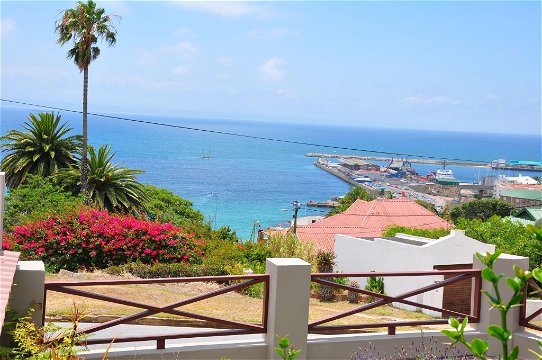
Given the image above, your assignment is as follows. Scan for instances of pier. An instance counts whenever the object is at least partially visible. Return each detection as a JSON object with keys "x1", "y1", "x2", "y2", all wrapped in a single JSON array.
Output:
[
  {"x1": 306, "y1": 153, "x2": 488, "y2": 168},
  {"x1": 314, "y1": 161, "x2": 380, "y2": 195}
]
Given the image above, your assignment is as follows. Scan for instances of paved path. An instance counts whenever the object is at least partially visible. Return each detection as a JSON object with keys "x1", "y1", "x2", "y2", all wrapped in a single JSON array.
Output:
[{"x1": 54, "y1": 322, "x2": 264, "y2": 353}]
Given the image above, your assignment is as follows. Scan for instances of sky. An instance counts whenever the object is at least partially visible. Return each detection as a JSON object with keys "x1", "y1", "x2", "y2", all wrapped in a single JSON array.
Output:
[{"x1": 1, "y1": 1, "x2": 541, "y2": 134}]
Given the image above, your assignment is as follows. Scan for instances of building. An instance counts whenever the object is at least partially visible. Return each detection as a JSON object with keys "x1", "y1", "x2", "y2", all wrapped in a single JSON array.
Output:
[
  {"x1": 339, "y1": 158, "x2": 380, "y2": 171},
  {"x1": 510, "y1": 207, "x2": 542, "y2": 225},
  {"x1": 296, "y1": 198, "x2": 452, "y2": 252},
  {"x1": 334, "y1": 230, "x2": 495, "y2": 316},
  {"x1": 501, "y1": 175, "x2": 540, "y2": 185},
  {"x1": 499, "y1": 189, "x2": 542, "y2": 208}
]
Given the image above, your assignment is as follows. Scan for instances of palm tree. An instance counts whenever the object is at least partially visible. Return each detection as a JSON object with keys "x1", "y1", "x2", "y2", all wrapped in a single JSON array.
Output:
[
  {"x1": 56, "y1": 0, "x2": 117, "y2": 196},
  {"x1": 0, "y1": 112, "x2": 82, "y2": 189},
  {"x1": 55, "y1": 145, "x2": 148, "y2": 214}
]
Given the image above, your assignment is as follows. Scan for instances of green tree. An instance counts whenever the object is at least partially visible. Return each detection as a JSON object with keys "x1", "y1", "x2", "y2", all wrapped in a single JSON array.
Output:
[
  {"x1": 141, "y1": 184, "x2": 204, "y2": 225},
  {"x1": 455, "y1": 215, "x2": 541, "y2": 270},
  {"x1": 3, "y1": 175, "x2": 82, "y2": 231},
  {"x1": 0, "y1": 112, "x2": 82, "y2": 189},
  {"x1": 449, "y1": 199, "x2": 513, "y2": 223},
  {"x1": 327, "y1": 186, "x2": 375, "y2": 216},
  {"x1": 55, "y1": 145, "x2": 147, "y2": 214},
  {"x1": 56, "y1": 0, "x2": 117, "y2": 195}
]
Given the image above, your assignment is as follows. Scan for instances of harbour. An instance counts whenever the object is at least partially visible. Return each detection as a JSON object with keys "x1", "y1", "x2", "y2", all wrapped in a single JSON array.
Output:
[{"x1": 306, "y1": 153, "x2": 488, "y2": 167}]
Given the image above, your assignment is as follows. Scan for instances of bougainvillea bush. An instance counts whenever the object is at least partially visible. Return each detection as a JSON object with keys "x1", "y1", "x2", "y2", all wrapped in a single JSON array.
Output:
[{"x1": 4, "y1": 208, "x2": 204, "y2": 272}]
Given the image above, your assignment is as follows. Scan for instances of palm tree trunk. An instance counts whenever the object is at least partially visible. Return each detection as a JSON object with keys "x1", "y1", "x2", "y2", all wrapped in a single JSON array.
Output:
[{"x1": 81, "y1": 66, "x2": 89, "y2": 198}]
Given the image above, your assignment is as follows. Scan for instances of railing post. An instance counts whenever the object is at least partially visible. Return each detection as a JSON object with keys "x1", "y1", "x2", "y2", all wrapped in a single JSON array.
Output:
[
  {"x1": 7, "y1": 261, "x2": 45, "y2": 326},
  {"x1": 265, "y1": 258, "x2": 311, "y2": 360},
  {"x1": 471, "y1": 253, "x2": 529, "y2": 356}
]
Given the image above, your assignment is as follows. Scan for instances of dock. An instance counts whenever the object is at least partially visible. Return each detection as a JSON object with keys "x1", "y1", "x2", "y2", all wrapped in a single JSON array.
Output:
[
  {"x1": 306, "y1": 153, "x2": 488, "y2": 168},
  {"x1": 306, "y1": 200, "x2": 339, "y2": 208},
  {"x1": 314, "y1": 161, "x2": 380, "y2": 195}
]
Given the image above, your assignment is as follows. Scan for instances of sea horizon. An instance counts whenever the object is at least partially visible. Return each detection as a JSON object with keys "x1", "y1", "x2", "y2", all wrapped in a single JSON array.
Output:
[{"x1": 1, "y1": 105, "x2": 541, "y2": 239}]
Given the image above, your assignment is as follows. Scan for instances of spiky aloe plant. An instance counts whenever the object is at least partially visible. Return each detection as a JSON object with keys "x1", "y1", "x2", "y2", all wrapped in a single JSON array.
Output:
[{"x1": 316, "y1": 251, "x2": 336, "y2": 301}]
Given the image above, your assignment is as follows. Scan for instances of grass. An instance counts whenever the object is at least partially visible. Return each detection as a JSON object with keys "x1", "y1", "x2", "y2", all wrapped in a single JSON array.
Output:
[{"x1": 44, "y1": 272, "x2": 444, "y2": 333}]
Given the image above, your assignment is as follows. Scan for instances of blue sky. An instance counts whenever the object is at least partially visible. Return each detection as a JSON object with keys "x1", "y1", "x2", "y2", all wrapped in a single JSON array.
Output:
[{"x1": 1, "y1": 1, "x2": 540, "y2": 134}]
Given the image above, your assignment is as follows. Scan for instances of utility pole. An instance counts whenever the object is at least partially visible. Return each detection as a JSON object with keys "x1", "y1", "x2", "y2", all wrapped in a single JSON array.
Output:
[{"x1": 292, "y1": 200, "x2": 300, "y2": 234}]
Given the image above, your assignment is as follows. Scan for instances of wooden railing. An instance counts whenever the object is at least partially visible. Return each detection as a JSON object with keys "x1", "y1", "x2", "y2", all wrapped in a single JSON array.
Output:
[
  {"x1": 309, "y1": 269, "x2": 482, "y2": 335},
  {"x1": 520, "y1": 278, "x2": 542, "y2": 332},
  {"x1": 43, "y1": 274, "x2": 269, "y2": 349}
]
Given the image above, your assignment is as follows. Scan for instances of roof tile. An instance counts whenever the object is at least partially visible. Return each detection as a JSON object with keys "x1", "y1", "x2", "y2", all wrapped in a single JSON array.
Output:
[{"x1": 297, "y1": 199, "x2": 451, "y2": 252}]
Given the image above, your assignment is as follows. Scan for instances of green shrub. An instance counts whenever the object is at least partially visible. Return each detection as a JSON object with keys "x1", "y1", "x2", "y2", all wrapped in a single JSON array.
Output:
[
  {"x1": 449, "y1": 199, "x2": 514, "y2": 223},
  {"x1": 0, "y1": 346, "x2": 12, "y2": 360},
  {"x1": 141, "y1": 184, "x2": 204, "y2": 225},
  {"x1": 382, "y1": 225, "x2": 450, "y2": 239},
  {"x1": 455, "y1": 216, "x2": 542, "y2": 270},
  {"x1": 365, "y1": 275, "x2": 385, "y2": 302},
  {"x1": 266, "y1": 234, "x2": 314, "y2": 263},
  {"x1": 3, "y1": 175, "x2": 82, "y2": 231}
]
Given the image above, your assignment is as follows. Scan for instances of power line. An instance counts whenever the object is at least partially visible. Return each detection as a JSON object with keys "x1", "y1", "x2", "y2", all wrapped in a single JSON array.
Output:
[{"x1": 1, "y1": 98, "x2": 487, "y2": 163}]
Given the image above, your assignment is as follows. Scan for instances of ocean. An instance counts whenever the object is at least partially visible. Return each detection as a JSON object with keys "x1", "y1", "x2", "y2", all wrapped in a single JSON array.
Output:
[{"x1": 1, "y1": 105, "x2": 541, "y2": 239}]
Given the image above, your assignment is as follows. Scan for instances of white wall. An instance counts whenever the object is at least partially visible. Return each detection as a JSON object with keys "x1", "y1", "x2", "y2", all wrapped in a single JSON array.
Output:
[
  {"x1": 334, "y1": 230, "x2": 495, "y2": 315},
  {"x1": 526, "y1": 300, "x2": 542, "y2": 322}
]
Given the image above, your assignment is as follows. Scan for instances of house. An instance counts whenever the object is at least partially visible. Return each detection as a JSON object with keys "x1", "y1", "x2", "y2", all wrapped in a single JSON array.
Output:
[
  {"x1": 499, "y1": 188, "x2": 542, "y2": 208},
  {"x1": 334, "y1": 230, "x2": 495, "y2": 316},
  {"x1": 510, "y1": 207, "x2": 542, "y2": 225},
  {"x1": 296, "y1": 198, "x2": 452, "y2": 252}
]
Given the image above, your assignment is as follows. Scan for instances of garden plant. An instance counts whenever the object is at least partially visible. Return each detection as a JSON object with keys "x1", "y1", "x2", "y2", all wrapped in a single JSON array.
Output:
[{"x1": 441, "y1": 250, "x2": 542, "y2": 360}]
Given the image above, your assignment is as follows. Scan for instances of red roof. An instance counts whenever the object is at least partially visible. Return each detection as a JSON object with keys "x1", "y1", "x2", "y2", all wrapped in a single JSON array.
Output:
[
  {"x1": 296, "y1": 199, "x2": 451, "y2": 252},
  {"x1": 0, "y1": 250, "x2": 20, "y2": 332}
]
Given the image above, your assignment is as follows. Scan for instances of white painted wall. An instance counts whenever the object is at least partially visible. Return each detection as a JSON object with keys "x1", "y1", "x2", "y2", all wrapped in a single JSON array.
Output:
[
  {"x1": 334, "y1": 230, "x2": 495, "y2": 315},
  {"x1": 526, "y1": 299, "x2": 542, "y2": 322}
]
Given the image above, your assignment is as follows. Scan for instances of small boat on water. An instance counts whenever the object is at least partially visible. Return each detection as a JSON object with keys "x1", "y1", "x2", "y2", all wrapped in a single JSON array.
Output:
[{"x1": 201, "y1": 147, "x2": 212, "y2": 159}]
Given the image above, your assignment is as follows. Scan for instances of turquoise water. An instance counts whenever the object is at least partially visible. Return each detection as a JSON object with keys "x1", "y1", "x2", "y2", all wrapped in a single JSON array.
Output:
[{"x1": 1, "y1": 105, "x2": 541, "y2": 238}]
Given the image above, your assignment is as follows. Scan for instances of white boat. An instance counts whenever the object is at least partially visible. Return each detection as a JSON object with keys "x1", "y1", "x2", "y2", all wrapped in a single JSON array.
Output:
[{"x1": 435, "y1": 169, "x2": 459, "y2": 185}]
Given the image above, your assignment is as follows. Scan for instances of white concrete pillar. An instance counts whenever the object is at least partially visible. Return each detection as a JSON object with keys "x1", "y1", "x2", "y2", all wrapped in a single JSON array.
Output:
[
  {"x1": 265, "y1": 258, "x2": 311, "y2": 360},
  {"x1": 9, "y1": 261, "x2": 45, "y2": 325},
  {"x1": 472, "y1": 253, "x2": 529, "y2": 356},
  {"x1": 0, "y1": 172, "x2": 5, "y2": 250}
]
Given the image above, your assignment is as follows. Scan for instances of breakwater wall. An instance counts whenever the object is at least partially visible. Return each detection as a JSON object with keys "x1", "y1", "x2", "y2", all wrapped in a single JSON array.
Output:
[
  {"x1": 314, "y1": 161, "x2": 379, "y2": 195},
  {"x1": 307, "y1": 153, "x2": 487, "y2": 168}
]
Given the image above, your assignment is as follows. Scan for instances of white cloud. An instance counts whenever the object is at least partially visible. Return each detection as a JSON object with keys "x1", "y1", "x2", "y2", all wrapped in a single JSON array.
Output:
[
  {"x1": 276, "y1": 88, "x2": 297, "y2": 98},
  {"x1": 175, "y1": 41, "x2": 199, "y2": 56},
  {"x1": 172, "y1": 2, "x2": 269, "y2": 17},
  {"x1": 1, "y1": 18, "x2": 16, "y2": 38},
  {"x1": 259, "y1": 57, "x2": 286, "y2": 81},
  {"x1": 100, "y1": 1, "x2": 130, "y2": 15},
  {"x1": 174, "y1": 26, "x2": 196, "y2": 38},
  {"x1": 133, "y1": 48, "x2": 158, "y2": 67},
  {"x1": 248, "y1": 27, "x2": 296, "y2": 39},
  {"x1": 218, "y1": 56, "x2": 234, "y2": 67},
  {"x1": 173, "y1": 64, "x2": 190, "y2": 76},
  {"x1": 401, "y1": 95, "x2": 462, "y2": 106},
  {"x1": 484, "y1": 94, "x2": 499, "y2": 102}
]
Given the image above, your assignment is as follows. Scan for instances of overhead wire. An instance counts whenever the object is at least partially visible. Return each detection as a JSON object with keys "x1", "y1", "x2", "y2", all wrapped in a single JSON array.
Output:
[{"x1": 1, "y1": 98, "x2": 489, "y2": 164}]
